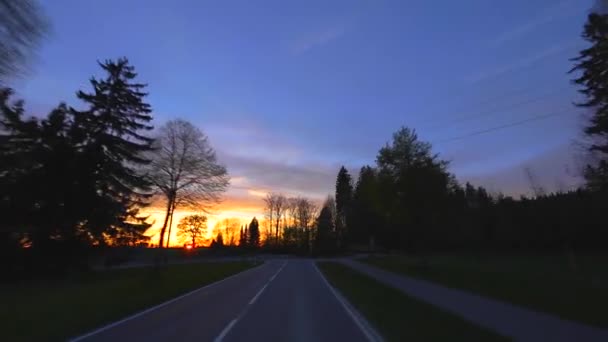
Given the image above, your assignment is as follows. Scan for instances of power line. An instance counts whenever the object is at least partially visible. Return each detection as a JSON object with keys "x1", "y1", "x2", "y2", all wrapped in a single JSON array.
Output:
[
  {"x1": 436, "y1": 108, "x2": 572, "y2": 143},
  {"x1": 422, "y1": 86, "x2": 570, "y2": 129}
]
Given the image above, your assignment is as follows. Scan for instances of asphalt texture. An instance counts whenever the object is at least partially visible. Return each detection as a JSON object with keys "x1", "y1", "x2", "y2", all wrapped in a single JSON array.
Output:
[{"x1": 75, "y1": 259, "x2": 371, "y2": 342}]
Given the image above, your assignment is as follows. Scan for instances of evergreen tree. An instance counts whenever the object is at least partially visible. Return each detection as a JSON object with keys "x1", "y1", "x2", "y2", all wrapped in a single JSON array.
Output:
[
  {"x1": 314, "y1": 197, "x2": 335, "y2": 254},
  {"x1": 248, "y1": 217, "x2": 260, "y2": 248},
  {"x1": 239, "y1": 226, "x2": 244, "y2": 247},
  {"x1": 216, "y1": 231, "x2": 224, "y2": 247},
  {"x1": 335, "y1": 166, "x2": 353, "y2": 247},
  {"x1": 571, "y1": 13, "x2": 608, "y2": 191},
  {"x1": 348, "y1": 166, "x2": 382, "y2": 249},
  {"x1": 74, "y1": 58, "x2": 154, "y2": 243},
  {"x1": 244, "y1": 225, "x2": 249, "y2": 247}
]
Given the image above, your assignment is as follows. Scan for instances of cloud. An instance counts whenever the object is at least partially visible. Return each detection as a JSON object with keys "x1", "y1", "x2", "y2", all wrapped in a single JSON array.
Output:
[
  {"x1": 223, "y1": 153, "x2": 336, "y2": 199},
  {"x1": 465, "y1": 41, "x2": 581, "y2": 84},
  {"x1": 289, "y1": 25, "x2": 348, "y2": 55},
  {"x1": 490, "y1": 0, "x2": 579, "y2": 47}
]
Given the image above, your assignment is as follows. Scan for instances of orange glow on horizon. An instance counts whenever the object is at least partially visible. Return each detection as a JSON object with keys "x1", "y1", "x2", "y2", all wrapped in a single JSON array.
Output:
[{"x1": 142, "y1": 194, "x2": 266, "y2": 247}]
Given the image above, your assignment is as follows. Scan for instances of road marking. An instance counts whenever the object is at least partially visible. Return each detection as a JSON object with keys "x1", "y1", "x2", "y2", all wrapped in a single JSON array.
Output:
[
  {"x1": 249, "y1": 260, "x2": 287, "y2": 305},
  {"x1": 214, "y1": 261, "x2": 288, "y2": 342},
  {"x1": 313, "y1": 262, "x2": 384, "y2": 342},
  {"x1": 69, "y1": 262, "x2": 265, "y2": 342},
  {"x1": 213, "y1": 319, "x2": 238, "y2": 342},
  {"x1": 249, "y1": 283, "x2": 270, "y2": 305}
]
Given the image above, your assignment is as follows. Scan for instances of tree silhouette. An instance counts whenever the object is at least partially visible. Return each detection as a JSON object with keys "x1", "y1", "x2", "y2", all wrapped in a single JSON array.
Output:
[
  {"x1": 74, "y1": 58, "x2": 154, "y2": 245},
  {"x1": 335, "y1": 166, "x2": 353, "y2": 248},
  {"x1": 314, "y1": 197, "x2": 336, "y2": 254},
  {"x1": 148, "y1": 119, "x2": 229, "y2": 248},
  {"x1": 248, "y1": 217, "x2": 260, "y2": 248},
  {"x1": 0, "y1": 0, "x2": 48, "y2": 83},
  {"x1": 571, "y1": 12, "x2": 608, "y2": 192},
  {"x1": 177, "y1": 214, "x2": 207, "y2": 248}
]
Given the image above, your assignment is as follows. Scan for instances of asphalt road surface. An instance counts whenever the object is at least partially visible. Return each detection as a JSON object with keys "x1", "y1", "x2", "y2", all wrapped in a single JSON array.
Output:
[{"x1": 73, "y1": 260, "x2": 372, "y2": 342}]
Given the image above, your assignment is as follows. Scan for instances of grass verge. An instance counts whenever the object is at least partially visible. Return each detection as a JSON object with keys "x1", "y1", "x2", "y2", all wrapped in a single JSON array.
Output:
[
  {"x1": 1, "y1": 260, "x2": 258, "y2": 341},
  {"x1": 362, "y1": 255, "x2": 608, "y2": 328},
  {"x1": 317, "y1": 261, "x2": 508, "y2": 342}
]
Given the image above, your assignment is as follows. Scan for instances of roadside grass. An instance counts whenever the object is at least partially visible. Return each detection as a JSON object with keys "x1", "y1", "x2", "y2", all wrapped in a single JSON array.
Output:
[
  {"x1": 317, "y1": 261, "x2": 508, "y2": 342},
  {"x1": 1, "y1": 261, "x2": 258, "y2": 341},
  {"x1": 362, "y1": 254, "x2": 608, "y2": 328}
]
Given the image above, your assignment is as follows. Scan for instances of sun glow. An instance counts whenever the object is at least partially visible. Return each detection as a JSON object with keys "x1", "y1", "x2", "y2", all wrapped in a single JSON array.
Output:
[{"x1": 142, "y1": 195, "x2": 265, "y2": 247}]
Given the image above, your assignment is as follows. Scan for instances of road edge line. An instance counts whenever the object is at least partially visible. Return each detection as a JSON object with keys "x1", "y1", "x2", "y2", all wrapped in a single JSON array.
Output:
[
  {"x1": 69, "y1": 261, "x2": 265, "y2": 342},
  {"x1": 313, "y1": 262, "x2": 384, "y2": 342}
]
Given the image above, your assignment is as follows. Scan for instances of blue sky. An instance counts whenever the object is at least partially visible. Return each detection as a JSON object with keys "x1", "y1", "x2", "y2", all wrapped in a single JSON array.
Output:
[{"x1": 12, "y1": 0, "x2": 595, "y2": 211}]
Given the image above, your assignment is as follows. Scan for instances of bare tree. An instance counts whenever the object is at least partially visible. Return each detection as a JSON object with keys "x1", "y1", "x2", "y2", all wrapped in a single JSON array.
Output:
[
  {"x1": 524, "y1": 166, "x2": 545, "y2": 198},
  {"x1": 263, "y1": 192, "x2": 287, "y2": 244},
  {"x1": 221, "y1": 218, "x2": 240, "y2": 246},
  {"x1": 176, "y1": 214, "x2": 207, "y2": 248},
  {"x1": 295, "y1": 197, "x2": 317, "y2": 230},
  {"x1": 149, "y1": 119, "x2": 229, "y2": 248},
  {"x1": 0, "y1": 0, "x2": 48, "y2": 83}
]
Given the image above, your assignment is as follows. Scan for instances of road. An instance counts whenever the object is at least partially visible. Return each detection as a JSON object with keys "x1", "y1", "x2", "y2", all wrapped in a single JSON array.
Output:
[{"x1": 73, "y1": 260, "x2": 372, "y2": 342}]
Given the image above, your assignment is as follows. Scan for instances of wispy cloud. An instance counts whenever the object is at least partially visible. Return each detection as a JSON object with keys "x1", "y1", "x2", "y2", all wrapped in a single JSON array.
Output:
[
  {"x1": 490, "y1": 0, "x2": 579, "y2": 47},
  {"x1": 465, "y1": 41, "x2": 581, "y2": 84},
  {"x1": 289, "y1": 25, "x2": 348, "y2": 55}
]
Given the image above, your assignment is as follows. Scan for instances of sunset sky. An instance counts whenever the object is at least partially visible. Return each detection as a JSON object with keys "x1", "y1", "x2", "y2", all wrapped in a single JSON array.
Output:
[{"x1": 12, "y1": 0, "x2": 595, "y2": 244}]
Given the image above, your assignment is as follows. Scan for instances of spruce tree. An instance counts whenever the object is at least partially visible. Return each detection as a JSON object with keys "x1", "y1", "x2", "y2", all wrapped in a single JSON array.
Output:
[
  {"x1": 75, "y1": 58, "x2": 154, "y2": 243},
  {"x1": 335, "y1": 166, "x2": 353, "y2": 247},
  {"x1": 571, "y1": 13, "x2": 608, "y2": 191},
  {"x1": 248, "y1": 217, "x2": 260, "y2": 248}
]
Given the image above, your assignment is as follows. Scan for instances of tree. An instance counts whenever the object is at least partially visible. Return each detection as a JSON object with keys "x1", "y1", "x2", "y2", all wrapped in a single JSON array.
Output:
[
  {"x1": 148, "y1": 119, "x2": 229, "y2": 248},
  {"x1": 221, "y1": 218, "x2": 240, "y2": 246},
  {"x1": 348, "y1": 166, "x2": 381, "y2": 249},
  {"x1": 570, "y1": 12, "x2": 608, "y2": 191},
  {"x1": 0, "y1": 0, "x2": 48, "y2": 83},
  {"x1": 314, "y1": 196, "x2": 336, "y2": 254},
  {"x1": 335, "y1": 166, "x2": 353, "y2": 248},
  {"x1": 248, "y1": 217, "x2": 260, "y2": 248},
  {"x1": 75, "y1": 58, "x2": 154, "y2": 245},
  {"x1": 215, "y1": 231, "x2": 224, "y2": 247},
  {"x1": 263, "y1": 193, "x2": 287, "y2": 244},
  {"x1": 376, "y1": 127, "x2": 452, "y2": 251},
  {"x1": 176, "y1": 214, "x2": 207, "y2": 247},
  {"x1": 239, "y1": 226, "x2": 245, "y2": 247}
]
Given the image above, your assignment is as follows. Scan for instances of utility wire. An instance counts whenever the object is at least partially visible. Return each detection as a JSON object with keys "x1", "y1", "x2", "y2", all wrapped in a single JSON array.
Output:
[
  {"x1": 436, "y1": 108, "x2": 572, "y2": 143},
  {"x1": 422, "y1": 86, "x2": 570, "y2": 129}
]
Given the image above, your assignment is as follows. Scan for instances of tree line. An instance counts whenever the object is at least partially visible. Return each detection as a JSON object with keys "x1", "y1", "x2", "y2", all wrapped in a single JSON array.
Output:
[
  {"x1": 326, "y1": 11, "x2": 608, "y2": 254},
  {"x1": 0, "y1": 59, "x2": 229, "y2": 275}
]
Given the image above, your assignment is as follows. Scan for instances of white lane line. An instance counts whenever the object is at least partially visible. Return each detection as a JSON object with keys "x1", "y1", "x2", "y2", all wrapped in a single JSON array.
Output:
[
  {"x1": 69, "y1": 262, "x2": 265, "y2": 342},
  {"x1": 249, "y1": 261, "x2": 287, "y2": 305},
  {"x1": 313, "y1": 262, "x2": 384, "y2": 342},
  {"x1": 213, "y1": 319, "x2": 238, "y2": 342},
  {"x1": 213, "y1": 261, "x2": 288, "y2": 342},
  {"x1": 249, "y1": 283, "x2": 270, "y2": 305}
]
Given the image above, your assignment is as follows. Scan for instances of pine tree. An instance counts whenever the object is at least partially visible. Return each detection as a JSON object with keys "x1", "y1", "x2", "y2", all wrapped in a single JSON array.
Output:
[
  {"x1": 335, "y1": 166, "x2": 353, "y2": 247},
  {"x1": 75, "y1": 58, "x2": 154, "y2": 244},
  {"x1": 244, "y1": 225, "x2": 249, "y2": 247},
  {"x1": 571, "y1": 13, "x2": 608, "y2": 191},
  {"x1": 239, "y1": 226, "x2": 244, "y2": 247},
  {"x1": 314, "y1": 197, "x2": 335, "y2": 254},
  {"x1": 248, "y1": 217, "x2": 260, "y2": 248}
]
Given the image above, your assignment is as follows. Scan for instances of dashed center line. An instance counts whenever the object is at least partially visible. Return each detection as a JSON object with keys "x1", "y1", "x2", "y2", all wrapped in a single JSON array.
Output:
[{"x1": 213, "y1": 261, "x2": 288, "y2": 342}]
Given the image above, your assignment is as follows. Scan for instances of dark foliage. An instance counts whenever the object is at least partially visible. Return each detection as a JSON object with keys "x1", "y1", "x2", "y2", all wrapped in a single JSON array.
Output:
[
  {"x1": 342, "y1": 127, "x2": 608, "y2": 253},
  {"x1": 571, "y1": 13, "x2": 608, "y2": 191},
  {"x1": 335, "y1": 166, "x2": 353, "y2": 249},
  {"x1": 0, "y1": 59, "x2": 153, "y2": 276}
]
